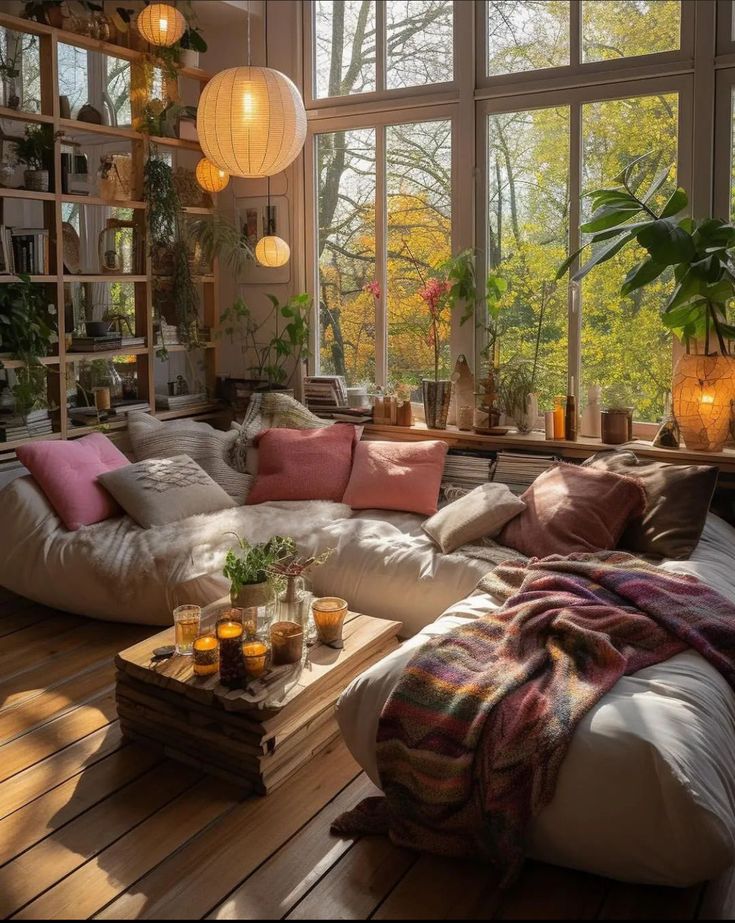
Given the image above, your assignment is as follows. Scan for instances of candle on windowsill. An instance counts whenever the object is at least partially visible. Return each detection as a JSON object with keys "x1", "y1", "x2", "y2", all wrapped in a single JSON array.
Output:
[
  {"x1": 242, "y1": 640, "x2": 268, "y2": 679},
  {"x1": 192, "y1": 634, "x2": 218, "y2": 677}
]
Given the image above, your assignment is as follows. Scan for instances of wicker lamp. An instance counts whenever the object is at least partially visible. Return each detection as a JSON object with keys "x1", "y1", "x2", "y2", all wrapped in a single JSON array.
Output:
[
  {"x1": 672, "y1": 354, "x2": 735, "y2": 452},
  {"x1": 136, "y1": 3, "x2": 186, "y2": 47},
  {"x1": 196, "y1": 66, "x2": 306, "y2": 178},
  {"x1": 255, "y1": 234, "x2": 290, "y2": 268},
  {"x1": 195, "y1": 157, "x2": 230, "y2": 193}
]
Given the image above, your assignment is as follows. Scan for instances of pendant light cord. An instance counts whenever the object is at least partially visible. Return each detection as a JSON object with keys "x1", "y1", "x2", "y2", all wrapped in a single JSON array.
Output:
[{"x1": 265, "y1": 0, "x2": 271, "y2": 226}]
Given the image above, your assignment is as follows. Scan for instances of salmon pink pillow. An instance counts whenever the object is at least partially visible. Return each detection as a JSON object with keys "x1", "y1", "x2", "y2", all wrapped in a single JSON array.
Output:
[
  {"x1": 16, "y1": 432, "x2": 129, "y2": 530},
  {"x1": 343, "y1": 440, "x2": 448, "y2": 516},
  {"x1": 498, "y1": 463, "x2": 647, "y2": 557},
  {"x1": 246, "y1": 423, "x2": 359, "y2": 504}
]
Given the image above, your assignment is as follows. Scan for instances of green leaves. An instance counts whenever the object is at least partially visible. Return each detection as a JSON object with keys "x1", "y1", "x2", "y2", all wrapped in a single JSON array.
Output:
[{"x1": 637, "y1": 219, "x2": 695, "y2": 264}]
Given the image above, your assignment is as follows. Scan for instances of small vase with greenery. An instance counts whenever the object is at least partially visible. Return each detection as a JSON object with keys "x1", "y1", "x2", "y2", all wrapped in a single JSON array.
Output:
[
  {"x1": 557, "y1": 152, "x2": 735, "y2": 451},
  {"x1": 0, "y1": 275, "x2": 55, "y2": 418},
  {"x1": 13, "y1": 124, "x2": 54, "y2": 192},
  {"x1": 223, "y1": 534, "x2": 295, "y2": 610}
]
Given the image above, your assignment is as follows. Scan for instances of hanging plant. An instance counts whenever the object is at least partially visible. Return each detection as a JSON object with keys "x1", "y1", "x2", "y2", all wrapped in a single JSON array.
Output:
[{"x1": 143, "y1": 153, "x2": 181, "y2": 247}]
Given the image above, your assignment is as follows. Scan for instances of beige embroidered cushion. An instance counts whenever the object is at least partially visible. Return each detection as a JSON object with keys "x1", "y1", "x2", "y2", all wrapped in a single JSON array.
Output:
[
  {"x1": 98, "y1": 455, "x2": 235, "y2": 528},
  {"x1": 127, "y1": 413, "x2": 252, "y2": 505}
]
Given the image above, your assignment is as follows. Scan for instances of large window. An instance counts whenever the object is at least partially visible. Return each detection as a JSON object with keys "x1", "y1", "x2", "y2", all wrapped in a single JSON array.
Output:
[{"x1": 306, "y1": 1, "x2": 725, "y2": 427}]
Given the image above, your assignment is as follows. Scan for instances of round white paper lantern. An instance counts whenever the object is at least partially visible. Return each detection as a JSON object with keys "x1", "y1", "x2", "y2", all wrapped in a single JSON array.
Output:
[
  {"x1": 255, "y1": 235, "x2": 290, "y2": 268},
  {"x1": 195, "y1": 157, "x2": 230, "y2": 193},
  {"x1": 197, "y1": 66, "x2": 307, "y2": 178},
  {"x1": 136, "y1": 3, "x2": 186, "y2": 47}
]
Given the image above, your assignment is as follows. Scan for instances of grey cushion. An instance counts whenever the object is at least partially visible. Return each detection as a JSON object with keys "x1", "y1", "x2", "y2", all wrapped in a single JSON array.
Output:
[
  {"x1": 98, "y1": 454, "x2": 235, "y2": 528},
  {"x1": 127, "y1": 413, "x2": 252, "y2": 505},
  {"x1": 423, "y1": 482, "x2": 526, "y2": 553}
]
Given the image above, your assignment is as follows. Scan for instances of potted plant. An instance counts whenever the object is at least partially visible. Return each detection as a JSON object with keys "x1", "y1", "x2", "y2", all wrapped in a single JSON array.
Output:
[
  {"x1": 0, "y1": 275, "x2": 55, "y2": 418},
  {"x1": 13, "y1": 124, "x2": 53, "y2": 192},
  {"x1": 557, "y1": 153, "x2": 735, "y2": 452},
  {"x1": 179, "y1": 23, "x2": 207, "y2": 69},
  {"x1": 223, "y1": 534, "x2": 295, "y2": 610},
  {"x1": 498, "y1": 360, "x2": 536, "y2": 434},
  {"x1": 22, "y1": 1, "x2": 64, "y2": 28},
  {"x1": 217, "y1": 292, "x2": 311, "y2": 392}
]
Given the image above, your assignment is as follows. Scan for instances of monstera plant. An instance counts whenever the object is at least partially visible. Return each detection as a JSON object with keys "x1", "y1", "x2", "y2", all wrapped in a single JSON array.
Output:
[{"x1": 557, "y1": 153, "x2": 735, "y2": 451}]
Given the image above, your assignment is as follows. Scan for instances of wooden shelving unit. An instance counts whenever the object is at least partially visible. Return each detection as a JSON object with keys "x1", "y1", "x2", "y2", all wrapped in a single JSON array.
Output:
[{"x1": 0, "y1": 11, "x2": 223, "y2": 456}]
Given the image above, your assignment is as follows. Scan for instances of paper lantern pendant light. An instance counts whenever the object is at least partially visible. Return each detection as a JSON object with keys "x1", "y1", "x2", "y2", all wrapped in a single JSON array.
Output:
[
  {"x1": 195, "y1": 157, "x2": 230, "y2": 193},
  {"x1": 136, "y1": 3, "x2": 186, "y2": 47},
  {"x1": 197, "y1": 66, "x2": 306, "y2": 178},
  {"x1": 255, "y1": 235, "x2": 290, "y2": 268}
]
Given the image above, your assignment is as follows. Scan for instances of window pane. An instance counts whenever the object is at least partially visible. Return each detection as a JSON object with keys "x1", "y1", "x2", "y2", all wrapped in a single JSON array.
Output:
[
  {"x1": 386, "y1": 0, "x2": 454, "y2": 90},
  {"x1": 487, "y1": 1, "x2": 569, "y2": 76},
  {"x1": 386, "y1": 119, "x2": 452, "y2": 386},
  {"x1": 489, "y1": 106, "x2": 570, "y2": 406},
  {"x1": 314, "y1": 0, "x2": 376, "y2": 99},
  {"x1": 581, "y1": 92, "x2": 678, "y2": 422},
  {"x1": 582, "y1": 1, "x2": 680, "y2": 62},
  {"x1": 317, "y1": 128, "x2": 376, "y2": 384}
]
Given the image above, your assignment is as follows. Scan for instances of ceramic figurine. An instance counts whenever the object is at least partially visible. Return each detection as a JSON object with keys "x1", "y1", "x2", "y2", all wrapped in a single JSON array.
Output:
[{"x1": 450, "y1": 354, "x2": 474, "y2": 427}]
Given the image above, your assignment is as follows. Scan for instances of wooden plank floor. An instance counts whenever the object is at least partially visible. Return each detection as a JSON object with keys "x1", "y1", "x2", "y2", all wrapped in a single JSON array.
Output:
[{"x1": 1, "y1": 586, "x2": 734, "y2": 920}]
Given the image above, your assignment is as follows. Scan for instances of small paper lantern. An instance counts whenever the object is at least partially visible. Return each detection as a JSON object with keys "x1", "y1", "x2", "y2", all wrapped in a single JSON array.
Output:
[
  {"x1": 255, "y1": 235, "x2": 290, "y2": 268},
  {"x1": 137, "y1": 3, "x2": 186, "y2": 47},
  {"x1": 195, "y1": 157, "x2": 230, "y2": 193},
  {"x1": 672, "y1": 353, "x2": 735, "y2": 452},
  {"x1": 197, "y1": 66, "x2": 306, "y2": 178}
]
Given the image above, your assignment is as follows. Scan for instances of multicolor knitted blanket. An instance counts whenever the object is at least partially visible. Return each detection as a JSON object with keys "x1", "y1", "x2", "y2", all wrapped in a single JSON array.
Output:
[{"x1": 332, "y1": 552, "x2": 735, "y2": 882}]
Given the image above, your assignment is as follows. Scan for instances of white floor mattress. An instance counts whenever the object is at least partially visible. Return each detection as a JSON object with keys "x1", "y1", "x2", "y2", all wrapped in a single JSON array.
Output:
[{"x1": 336, "y1": 513, "x2": 735, "y2": 886}]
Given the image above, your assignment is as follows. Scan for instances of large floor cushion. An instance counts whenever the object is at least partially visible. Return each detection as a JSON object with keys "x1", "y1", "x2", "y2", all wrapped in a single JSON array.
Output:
[{"x1": 336, "y1": 513, "x2": 735, "y2": 887}]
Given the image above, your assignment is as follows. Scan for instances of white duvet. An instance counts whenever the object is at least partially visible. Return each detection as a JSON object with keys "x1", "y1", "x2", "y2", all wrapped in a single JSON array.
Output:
[{"x1": 336, "y1": 513, "x2": 735, "y2": 886}]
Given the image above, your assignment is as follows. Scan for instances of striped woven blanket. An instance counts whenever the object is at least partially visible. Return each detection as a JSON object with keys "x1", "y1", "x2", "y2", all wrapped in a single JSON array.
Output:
[{"x1": 332, "y1": 552, "x2": 735, "y2": 882}]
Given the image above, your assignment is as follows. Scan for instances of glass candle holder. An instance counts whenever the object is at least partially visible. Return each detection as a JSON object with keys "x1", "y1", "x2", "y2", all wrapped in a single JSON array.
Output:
[
  {"x1": 217, "y1": 618, "x2": 245, "y2": 688},
  {"x1": 311, "y1": 597, "x2": 348, "y2": 649},
  {"x1": 192, "y1": 634, "x2": 219, "y2": 677},
  {"x1": 270, "y1": 620, "x2": 303, "y2": 666},
  {"x1": 242, "y1": 639, "x2": 269, "y2": 679},
  {"x1": 173, "y1": 604, "x2": 201, "y2": 655}
]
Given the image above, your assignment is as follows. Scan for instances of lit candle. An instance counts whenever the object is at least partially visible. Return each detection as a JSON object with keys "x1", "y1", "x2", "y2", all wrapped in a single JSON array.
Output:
[
  {"x1": 311, "y1": 597, "x2": 348, "y2": 649},
  {"x1": 217, "y1": 620, "x2": 245, "y2": 688},
  {"x1": 192, "y1": 635, "x2": 218, "y2": 677},
  {"x1": 242, "y1": 640, "x2": 268, "y2": 679}
]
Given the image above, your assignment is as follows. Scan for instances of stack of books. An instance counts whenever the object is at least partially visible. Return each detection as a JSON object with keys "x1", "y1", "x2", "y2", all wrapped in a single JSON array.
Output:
[
  {"x1": 155, "y1": 391, "x2": 209, "y2": 411},
  {"x1": 120, "y1": 336, "x2": 146, "y2": 349},
  {"x1": 0, "y1": 408, "x2": 53, "y2": 442},
  {"x1": 110, "y1": 400, "x2": 151, "y2": 416},
  {"x1": 1, "y1": 226, "x2": 51, "y2": 275},
  {"x1": 303, "y1": 376, "x2": 348, "y2": 413},
  {"x1": 157, "y1": 321, "x2": 181, "y2": 347},
  {"x1": 491, "y1": 451, "x2": 558, "y2": 495},
  {"x1": 69, "y1": 334, "x2": 122, "y2": 353},
  {"x1": 442, "y1": 450, "x2": 494, "y2": 492},
  {"x1": 69, "y1": 405, "x2": 104, "y2": 425},
  {"x1": 331, "y1": 407, "x2": 373, "y2": 423}
]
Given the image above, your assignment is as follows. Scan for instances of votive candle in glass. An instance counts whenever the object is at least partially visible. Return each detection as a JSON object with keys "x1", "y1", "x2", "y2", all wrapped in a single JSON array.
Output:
[
  {"x1": 270, "y1": 621, "x2": 304, "y2": 665},
  {"x1": 217, "y1": 618, "x2": 245, "y2": 688},
  {"x1": 242, "y1": 640, "x2": 269, "y2": 679},
  {"x1": 192, "y1": 634, "x2": 219, "y2": 677},
  {"x1": 173, "y1": 604, "x2": 201, "y2": 655},
  {"x1": 311, "y1": 597, "x2": 348, "y2": 649}
]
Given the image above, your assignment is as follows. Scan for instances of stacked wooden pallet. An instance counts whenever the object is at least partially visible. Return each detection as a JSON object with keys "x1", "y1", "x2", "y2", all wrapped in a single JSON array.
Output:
[{"x1": 114, "y1": 612, "x2": 401, "y2": 794}]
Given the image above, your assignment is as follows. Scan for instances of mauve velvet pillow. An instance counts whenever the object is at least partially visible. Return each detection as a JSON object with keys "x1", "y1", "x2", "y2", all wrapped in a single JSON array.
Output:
[
  {"x1": 498, "y1": 463, "x2": 647, "y2": 557},
  {"x1": 16, "y1": 432, "x2": 129, "y2": 530},
  {"x1": 343, "y1": 439, "x2": 448, "y2": 516},
  {"x1": 246, "y1": 423, "x2": 358, "y2": 504}
]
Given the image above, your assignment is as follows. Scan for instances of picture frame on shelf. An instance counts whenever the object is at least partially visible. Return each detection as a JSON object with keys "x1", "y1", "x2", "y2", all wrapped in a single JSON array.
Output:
[{"x1": 235, "y1": 195, "x2": 290, "y2": 284}]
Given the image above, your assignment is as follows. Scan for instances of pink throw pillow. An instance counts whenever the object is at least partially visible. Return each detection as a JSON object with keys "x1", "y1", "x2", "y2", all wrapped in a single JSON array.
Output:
[
  {"x1": 343, "y1": 440, "x2": 448, "y2": 516},
  {"x1": 17, "y1": 433, "x2": 129, "y2": 530},
  {"x1": 246, "y1": 424, "x2": 359, "y2": 504},
  {"x1": 498, "y1": 463, "x2": 647, "y2": 557}
]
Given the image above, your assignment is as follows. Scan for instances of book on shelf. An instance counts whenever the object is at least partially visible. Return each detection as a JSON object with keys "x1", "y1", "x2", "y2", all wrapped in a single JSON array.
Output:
[
  {"x1": 303, "y1": 375, "x2": 348, "y2": 411},
  {"x1": 155, "y1": 391, "x2": 209, "y2": 410},
  {"x1": 69, "y1": 335, "x2": 123, "y2": 352},
  {"x1": 120, "y1": 336, "x2": 146, "y2": 348},
  {"x1": 0, "y1": 409, "x2": 53, "y2": 442},
  {"x1": 2, "y1": 227, "x2": 51, "y2": 275},
  {"x1": 109, "y1": 401, "x2": 151, "y2": 416}
]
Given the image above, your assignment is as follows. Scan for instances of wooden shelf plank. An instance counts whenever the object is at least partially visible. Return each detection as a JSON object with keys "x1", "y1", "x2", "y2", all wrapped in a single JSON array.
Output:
[
  {"x1": 155, "y1": 403, "x2": 223, "y2": 421},
  {"x1": 65, "y1": 345, "x2": 149, "y2": 362},
  {"x1": 62, "y1": 274, "x2": 147, "y2": 283},
  {"x1": 0, "y1": 187, "x2": 56, "y2": 202},
  {"x1": 60, "y1": 194, "x2": 146, "y2": 210},
  {"x1": 149, "y1": 135, "x2": 202, "y2": 152},
  {"x1": 0, "y1": 355, "x2": 59, "y2": 368},
  {"x1": 0, "y1": 106, "x2": 53, "y2": 125},
  {"x1": 0, "y1": 275, "x2": 56, "y2": 284},
  {"x1": 57, "y1": 117, "x2": 140, "y2": 143},
  {"x1": 163, "y1": 342, "x2": 216, "y2": 352}
]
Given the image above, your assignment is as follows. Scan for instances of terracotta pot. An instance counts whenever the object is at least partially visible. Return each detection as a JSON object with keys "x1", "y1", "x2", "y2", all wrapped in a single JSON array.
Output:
[
  {"x1": 230, "y1": 580, "x2": 272, "y2": 609},
  {"x1": 422, "y1": 379, "x2": 452, "y2": 430},
  {"x1": 672, "y1": 353, "x2": 735, "y2": 452}
]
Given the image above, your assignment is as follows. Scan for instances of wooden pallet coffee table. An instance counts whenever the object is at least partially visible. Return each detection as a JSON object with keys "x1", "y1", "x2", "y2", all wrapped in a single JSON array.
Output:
[{"x1": 115, "y1": 606, "x2": 401, "y2": 794}]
